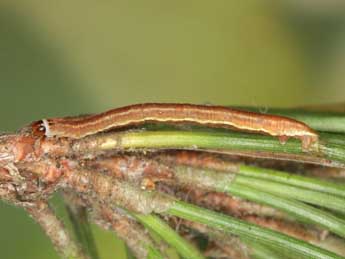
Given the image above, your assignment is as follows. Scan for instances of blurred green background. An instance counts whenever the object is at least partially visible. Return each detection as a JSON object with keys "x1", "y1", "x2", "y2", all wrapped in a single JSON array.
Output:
[{"x1": 1, "y1": 1, "x2": 345, "y2": 258}]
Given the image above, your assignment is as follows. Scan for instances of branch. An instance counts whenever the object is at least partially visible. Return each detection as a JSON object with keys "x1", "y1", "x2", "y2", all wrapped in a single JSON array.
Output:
[{"x1": 26, "y1": 201, "x2": 87, "y2": 259}]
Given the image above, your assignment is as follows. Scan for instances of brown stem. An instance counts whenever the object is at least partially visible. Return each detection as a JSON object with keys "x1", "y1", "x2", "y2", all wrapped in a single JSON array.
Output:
[
  {"x1": 92, "y1": 203, "x2": 167, "y2": 258},
  {"x1": 25, "y1": 201, "x2": 87, "y2": 259}
]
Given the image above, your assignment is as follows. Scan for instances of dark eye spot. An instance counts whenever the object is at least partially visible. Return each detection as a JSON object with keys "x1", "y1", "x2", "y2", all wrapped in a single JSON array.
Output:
[{"x1": 39, "y1": 125, "x2": 46, "y2": 132}]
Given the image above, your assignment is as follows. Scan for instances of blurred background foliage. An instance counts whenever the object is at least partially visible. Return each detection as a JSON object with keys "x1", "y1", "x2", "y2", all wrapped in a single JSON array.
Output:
[{"x1": 0, "y1": 1, "x2": 345, "y2": 258}]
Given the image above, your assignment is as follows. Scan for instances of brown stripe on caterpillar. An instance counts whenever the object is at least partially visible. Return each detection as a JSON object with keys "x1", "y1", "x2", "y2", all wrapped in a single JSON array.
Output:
[{"x1": 32, "y1": 103, "x2": 319, "y2": 151}]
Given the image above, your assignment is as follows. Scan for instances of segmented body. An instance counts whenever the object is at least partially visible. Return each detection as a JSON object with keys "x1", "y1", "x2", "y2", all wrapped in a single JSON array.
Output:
[{"x1": 31, "y1": 103, "x2": 319, "y2": 151}]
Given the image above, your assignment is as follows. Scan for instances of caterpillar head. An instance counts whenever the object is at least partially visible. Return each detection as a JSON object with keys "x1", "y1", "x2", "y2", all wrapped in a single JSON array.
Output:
[{"x1": 30, "y1": 119, "x2": 52, "y2": 137}]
